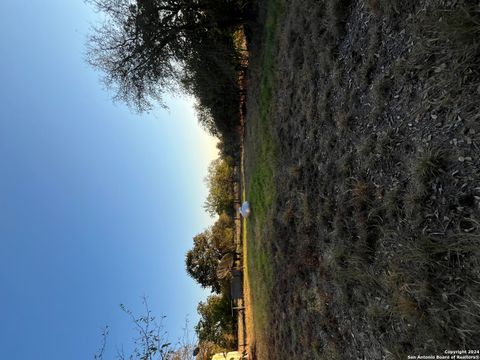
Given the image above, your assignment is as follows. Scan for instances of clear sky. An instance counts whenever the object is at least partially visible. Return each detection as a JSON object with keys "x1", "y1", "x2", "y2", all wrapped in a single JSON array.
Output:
[{"x1": 0, "y1": 1, "x2": 217, "y2": 358}]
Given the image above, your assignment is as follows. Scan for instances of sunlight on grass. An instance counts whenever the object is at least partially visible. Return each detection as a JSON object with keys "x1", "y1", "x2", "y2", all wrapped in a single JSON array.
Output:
[{"x1": 243, "y1": 0, "x2": 281, "y2": 354}]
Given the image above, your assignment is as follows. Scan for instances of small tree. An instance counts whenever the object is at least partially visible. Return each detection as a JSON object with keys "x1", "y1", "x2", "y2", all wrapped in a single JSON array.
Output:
[
  {"x1": 195, "y1": 295, "x2": 235, "y2": 349},
  {"x1": 211, "y1": 212, "x2": 235, "y2": 252},
  {"x1": 185, "y1": 215, "x2": 235, "y2": 293},
  {"x1": 204, "y1": 158, "x2": 235, "y2": 217},
  {"x1": 185, "y1": 230, "x2": 222, "y2": 293}
]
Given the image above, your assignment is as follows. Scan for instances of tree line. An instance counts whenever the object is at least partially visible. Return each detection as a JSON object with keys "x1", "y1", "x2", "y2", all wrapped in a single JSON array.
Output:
[
  {"x1": 87, "y1": 1, "x2": 252, "y2": 358},
  {"x1": 86, "y1": 0, "x2": 252, "y2": 158},
  {"x1": 185, "y1": 156, "x2": 238, "y2": 359}
]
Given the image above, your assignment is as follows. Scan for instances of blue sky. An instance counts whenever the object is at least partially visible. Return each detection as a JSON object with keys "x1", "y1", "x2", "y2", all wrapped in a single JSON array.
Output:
[{"x1": 0, "y1": 1, "x2": 217, "y2": 358}]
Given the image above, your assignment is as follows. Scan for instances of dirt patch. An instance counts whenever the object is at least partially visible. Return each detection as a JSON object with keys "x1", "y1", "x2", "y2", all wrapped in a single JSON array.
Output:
[{"x1": 244, "y1": 0, "x2": 480, "y2": 358}]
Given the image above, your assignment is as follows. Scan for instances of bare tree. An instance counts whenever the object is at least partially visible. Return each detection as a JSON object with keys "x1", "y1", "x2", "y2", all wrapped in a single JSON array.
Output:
[
  {"x1": 94, "y1": 296, "x2": 195, "y2": 360},
  {"x1": 85, "y1": 0, "x2": 248, "y2": 111}
]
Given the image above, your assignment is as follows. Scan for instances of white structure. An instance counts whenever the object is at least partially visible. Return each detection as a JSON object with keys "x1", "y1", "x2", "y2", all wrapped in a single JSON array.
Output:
[
  {"x1": 211, "y1": 351, "x2": 243, "y2": 360},
  {"x1": 238, "y1": 201, "x2": 251, "y2": 218}
]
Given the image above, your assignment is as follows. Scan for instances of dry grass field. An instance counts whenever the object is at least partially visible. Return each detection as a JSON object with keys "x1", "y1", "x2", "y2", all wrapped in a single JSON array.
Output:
[{"x1": 243, "y1": 0, "x2": 480, "y2": 358}]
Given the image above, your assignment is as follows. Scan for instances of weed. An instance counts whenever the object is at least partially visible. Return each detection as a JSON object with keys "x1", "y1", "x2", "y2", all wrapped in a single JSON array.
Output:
[
  {"x1": 366, "y1": 301, "x2": 394, "y2": 337},
  {"x1": 412, "y1": 147, "x2": 447, "y2": 185},
  {"x1": 437, "y1": 6, "x2": 480, "y2": 46},
  {"x1": 332, "y1": 252, "x2": 378, "y2": 291},
  {"x1": 281, "y1": 200, "x2": 295, "y2": 225},
  {"x1": 358, "y1": 135, "x2": 376, "y2": 159},
  {"x1": 352, "y1": 180, "x2": 370, "y2": 205},
  {"x1": 409, "y1": 5, "x2": 480, "y2": 116},
  {"x1": 322, "y1": 340, "x2": 342, "y2": 360},
  {"x1": 404, "y1": 185, "x2": 426, "y2": 225},
  {"x1": 288, "y1": 164, "x2": 302, "y2": 179},
  {"x1": 383, "y1": 186, "x2": 404, "y2": 221},
  {"x1": 375, "y1": 129, "x2": 395, "y2": 156},
  {"x1": 404, "y1": 147, "x2": 448, "y2": 221},
  {"x1": 305, "y1": 287, "x2": 329, "y2": 315},
  {"x1": 395, "y1": 294, "x2": 421, "y2": 321}
]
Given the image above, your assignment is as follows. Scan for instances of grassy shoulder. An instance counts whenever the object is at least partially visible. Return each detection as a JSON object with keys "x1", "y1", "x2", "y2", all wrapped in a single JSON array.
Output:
[{"x1": 243, "y1": 0, "x2": 281, "y2": 356}]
